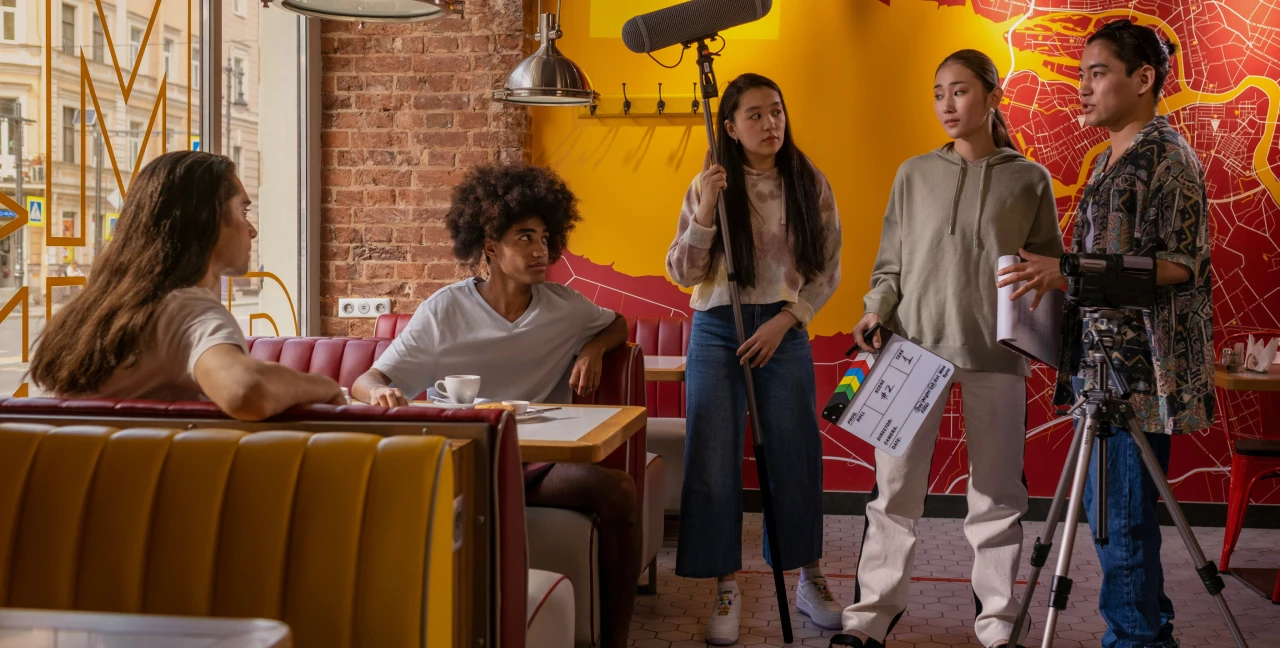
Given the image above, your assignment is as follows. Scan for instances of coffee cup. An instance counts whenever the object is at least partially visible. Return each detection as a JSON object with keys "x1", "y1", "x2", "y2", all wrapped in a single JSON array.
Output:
[
  {"x1": 502, "y1": 400, "x2": 530, "y2": 415},
  {"x1": 435, "y1": 375, "x2": 481, "y2": 404}
]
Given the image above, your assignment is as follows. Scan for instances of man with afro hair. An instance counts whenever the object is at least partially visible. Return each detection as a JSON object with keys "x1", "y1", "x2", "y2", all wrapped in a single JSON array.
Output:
[{"x1": 352, "y1": 163, "x2": 639, "y2": 647}]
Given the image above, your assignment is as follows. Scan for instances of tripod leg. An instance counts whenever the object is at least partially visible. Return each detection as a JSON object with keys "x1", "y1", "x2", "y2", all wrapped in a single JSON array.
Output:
[
  {"x1": 1009, "y1": 414, "x2": 1086, "y2": 642},
  {"x1": 1042, "y1": 414, "x2": 1100, "y2": 648},
  {"x1": 1095, "y1": 436, "x2": 1108, "y2": 545},
  {"x1": 1125, "y1": 426, "x2": 1249, "y2": 648}
]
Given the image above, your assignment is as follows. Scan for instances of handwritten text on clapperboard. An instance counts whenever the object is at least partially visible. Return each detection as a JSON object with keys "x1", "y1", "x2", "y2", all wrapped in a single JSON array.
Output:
[{"x1": 837, "y1": 339, "x2": 954, "y2": 457}]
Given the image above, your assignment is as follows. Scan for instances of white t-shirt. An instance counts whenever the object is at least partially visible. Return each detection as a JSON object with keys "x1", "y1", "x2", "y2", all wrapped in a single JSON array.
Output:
[
  {"x1": 94, "y1": 286, "x2": 248, "y2": 401},
  {"x1": 373, "y1": 278, "x2": 618, "y2": 403}
]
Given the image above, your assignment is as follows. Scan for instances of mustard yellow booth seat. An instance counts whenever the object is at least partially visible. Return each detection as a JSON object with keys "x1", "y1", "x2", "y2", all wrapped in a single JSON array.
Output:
[{"x1": 0, "y1": 425, "x2": 455, "y2": 648}]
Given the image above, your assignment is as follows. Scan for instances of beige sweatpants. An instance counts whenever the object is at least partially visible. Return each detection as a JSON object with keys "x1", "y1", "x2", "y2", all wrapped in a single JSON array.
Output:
[{"x1": 842, "y1": 368, "x2": 1029, "y2": 647}]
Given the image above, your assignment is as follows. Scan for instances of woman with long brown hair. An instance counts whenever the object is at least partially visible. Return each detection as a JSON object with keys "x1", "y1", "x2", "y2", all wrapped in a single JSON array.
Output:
[
  {"x1": 29, "y1": 150, "x2": 341, "y2": 419},
  {"x1": 667, "y1": 72, "x2": 844, "y2": 643},
  {"x1": 831, "y1": 50, "x2": 1065, "y2": 648}
]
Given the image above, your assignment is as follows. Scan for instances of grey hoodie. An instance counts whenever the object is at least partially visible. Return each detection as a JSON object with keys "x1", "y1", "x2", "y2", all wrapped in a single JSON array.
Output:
[{"x1": 863, "y1": 144, "x2": 1065, "y2": 376}]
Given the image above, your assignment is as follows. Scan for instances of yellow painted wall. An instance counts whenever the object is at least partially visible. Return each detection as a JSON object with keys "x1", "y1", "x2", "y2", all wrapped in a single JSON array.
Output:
[{"x1": 532, "y1": 1, "x2": 1014, "y2": 336}]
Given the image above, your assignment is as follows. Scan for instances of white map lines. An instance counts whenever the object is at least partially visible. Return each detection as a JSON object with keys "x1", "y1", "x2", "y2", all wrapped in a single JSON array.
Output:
[{"x1": 556, "y1": 254, "x2": 692, "y2": 317}]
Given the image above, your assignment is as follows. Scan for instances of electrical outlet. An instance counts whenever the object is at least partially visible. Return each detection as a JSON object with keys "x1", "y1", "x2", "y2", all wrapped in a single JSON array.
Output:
[{"x1": 338, "y1": 297, "x2": 392, "y2": 319}]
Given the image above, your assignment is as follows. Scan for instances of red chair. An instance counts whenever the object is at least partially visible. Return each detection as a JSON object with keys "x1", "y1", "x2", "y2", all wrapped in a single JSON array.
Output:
[
  {"x1": 629, "y1": 316, "x2": 691, "y2": 517},
  {"x1": 1216, "y1": 329, "x2": 1280, "y2": 603}
]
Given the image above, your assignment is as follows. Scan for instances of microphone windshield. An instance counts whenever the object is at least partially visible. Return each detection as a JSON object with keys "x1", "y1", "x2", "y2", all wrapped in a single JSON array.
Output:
[{"x1": 621, "y1": 0, "x2": 773, "y2": 54}]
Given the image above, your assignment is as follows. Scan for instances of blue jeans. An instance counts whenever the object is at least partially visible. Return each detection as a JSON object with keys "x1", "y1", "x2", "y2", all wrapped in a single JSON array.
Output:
[
  {"x1": 1082, "y1": 424, "x2": 1176, "y2": 648},
  {"x1": 675, "y1": 303, "x2": 824, "y2": 578}
]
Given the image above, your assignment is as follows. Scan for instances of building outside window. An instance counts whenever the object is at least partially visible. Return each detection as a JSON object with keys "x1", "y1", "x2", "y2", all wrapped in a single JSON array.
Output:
[
  {"x1": 233, "y1": 56, "x2": 246, "y2": 99},
  {"x1": 129, "y1": 120, "x2": 142, "y2": 165},
  {"x1": 1, "y1": 0, "x2": 17, "y2": 43},
  {"x1": 91, "y1": 13, "x2": 104, "y2": 62},
  {"x1": 61, "y1": 3, "x2": 75, "y2": 55},
  {"x1": 62, "y1": 106, "x2": 76, "y2": 162},
  {"x1": 129, "y1": 26, "x2": 143, "y2": 68},
  {"x1": 0, "y1": 98, "x2": 16, "y2": 157}
]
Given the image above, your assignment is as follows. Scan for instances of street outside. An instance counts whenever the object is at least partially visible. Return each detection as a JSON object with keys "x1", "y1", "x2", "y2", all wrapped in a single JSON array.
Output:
[{"x1": 0, "y1": 288, "x2": 265, "y2": 397}]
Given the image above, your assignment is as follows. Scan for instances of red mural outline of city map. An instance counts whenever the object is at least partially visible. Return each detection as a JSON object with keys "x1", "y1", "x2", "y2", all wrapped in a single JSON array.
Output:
[{"x1": 552, "y1": 0, "x2": 1280, "y2": 503}]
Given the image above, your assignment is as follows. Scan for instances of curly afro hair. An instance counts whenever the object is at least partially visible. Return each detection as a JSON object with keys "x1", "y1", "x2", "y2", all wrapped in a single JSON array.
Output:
[{"x1": 446, "y1": 164, "x2": 581, "y2": 269}]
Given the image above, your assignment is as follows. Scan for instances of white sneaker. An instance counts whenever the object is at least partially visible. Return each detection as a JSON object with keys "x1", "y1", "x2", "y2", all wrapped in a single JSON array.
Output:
[
  {"x1": 796, "y1": 578, "x2": 843, "y2": 630},
  {"x1": 705, "y1": 586, "x2": 740, "y2": 645}
]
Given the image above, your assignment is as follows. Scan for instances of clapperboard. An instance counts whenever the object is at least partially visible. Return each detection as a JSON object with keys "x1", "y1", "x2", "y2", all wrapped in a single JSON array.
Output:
[{"x1": 821, "y1": 326, "x2": 955, "y2": 457}]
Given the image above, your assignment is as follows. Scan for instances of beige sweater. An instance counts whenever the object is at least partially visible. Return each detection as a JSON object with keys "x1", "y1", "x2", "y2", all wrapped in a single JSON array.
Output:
[{"x1": 666, "y1": 165, "x2": 842, "y2": 327}]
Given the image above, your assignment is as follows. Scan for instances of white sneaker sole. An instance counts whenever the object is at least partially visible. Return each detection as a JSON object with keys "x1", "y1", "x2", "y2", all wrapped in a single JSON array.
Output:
[
  {"x1": 706, "y1": 634, "x2": 738, "y2": 646},
  {"x1": 796, "y1": 594, "x2": 842, "y2": 630}
]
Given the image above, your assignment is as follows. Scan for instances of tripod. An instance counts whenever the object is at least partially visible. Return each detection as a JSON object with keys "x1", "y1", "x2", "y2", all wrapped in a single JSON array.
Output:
[
  {"x1": 1007, "y1": 309, "x2": 1247, "y2": 647},
  {"x1": 685, "y1": 36, "x2": 793, "y2": 643}
]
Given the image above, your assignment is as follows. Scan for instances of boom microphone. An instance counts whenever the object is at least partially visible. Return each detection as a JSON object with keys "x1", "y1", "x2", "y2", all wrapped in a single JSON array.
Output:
[{"x1": 621, "y1": 0, "x2": 773, "y2": 54}]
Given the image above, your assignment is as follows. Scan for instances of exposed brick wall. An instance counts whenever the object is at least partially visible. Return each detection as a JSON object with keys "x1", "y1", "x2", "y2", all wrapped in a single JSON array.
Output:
[{"x1": 319, "y1": 0, "x2": 532, "y2": 336}]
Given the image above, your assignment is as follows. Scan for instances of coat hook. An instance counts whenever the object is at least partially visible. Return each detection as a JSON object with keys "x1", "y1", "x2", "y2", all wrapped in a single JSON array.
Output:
[
  {"x1": 657, "y1": 83, "x2": 666, "y2": 115},
  {"x1": 622, "y1": 83, "x2": 632, "y2": 116},
  {"x1": 691, "y1": 83, "x2": 699, "y2": 114}
]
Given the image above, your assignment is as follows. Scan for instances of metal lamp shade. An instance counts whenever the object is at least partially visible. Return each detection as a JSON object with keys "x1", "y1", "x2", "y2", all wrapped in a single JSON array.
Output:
[
  {"x1": 278, "y1": 0, "x2": 460, "y2": 22},
  {"x1": 494, "y1": 14, "x2": 598, "y2": 106}
]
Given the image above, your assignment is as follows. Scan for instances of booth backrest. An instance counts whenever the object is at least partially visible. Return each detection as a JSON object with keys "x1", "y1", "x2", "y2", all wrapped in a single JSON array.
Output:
[
  {"x1": 630, "y1": 316, "x2": 691, "y2": 418},
  {"x1": 244, "y1": 337, "x2": 394, "y2": 391},
  {"x1": 0, "y1": 425, "x2": 454, "y2": 648},
  {"x1": 0, "y1": 398, "x2": 528, "y2": 648},
  {"x1": 569, "y1": 342, "x2": 648, "y2": 501},
  {"x1": 375, "y1": 313, "x2": 413, "y2": 340}
]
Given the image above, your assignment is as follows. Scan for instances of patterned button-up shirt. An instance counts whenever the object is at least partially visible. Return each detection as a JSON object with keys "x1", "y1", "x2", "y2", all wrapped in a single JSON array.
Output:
[{"x1": 1053, "y1": 116, "x2": 1215, "y2": 435}]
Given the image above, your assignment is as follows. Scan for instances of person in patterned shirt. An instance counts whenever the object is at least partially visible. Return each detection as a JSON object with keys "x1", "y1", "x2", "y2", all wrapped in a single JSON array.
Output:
[{"x1": 997, "y1": 20, "x2": 1213, "y2": 648}]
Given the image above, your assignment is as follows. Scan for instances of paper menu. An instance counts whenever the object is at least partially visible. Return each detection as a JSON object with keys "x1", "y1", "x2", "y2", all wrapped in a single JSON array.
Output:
[
  {"x1": 996, "y1": 254, "x2": 1063, "y2": 368},
  {"x1": 822, "y1": 330, "x2": 955, "y2": 457}
]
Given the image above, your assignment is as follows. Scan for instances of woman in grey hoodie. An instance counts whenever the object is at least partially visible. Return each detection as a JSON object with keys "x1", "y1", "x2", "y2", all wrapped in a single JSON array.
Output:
[{"x1": 830, "y1": 51, "x2": 1065, "y2": 648}]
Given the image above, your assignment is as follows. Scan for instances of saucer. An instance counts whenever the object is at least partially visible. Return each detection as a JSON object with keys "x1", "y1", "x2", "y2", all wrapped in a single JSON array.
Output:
[{"x1": 411, "y1": 397, "x2": 490, "y2": 409}]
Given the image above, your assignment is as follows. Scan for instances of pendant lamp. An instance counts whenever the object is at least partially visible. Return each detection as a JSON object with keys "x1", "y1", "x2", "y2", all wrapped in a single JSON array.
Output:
[
  {"x1": 274, "y1": 0, "x2": 461, "y2": 22},
  {"x1": 494, "y1": 1, "x2": 597, "y2": 106}
]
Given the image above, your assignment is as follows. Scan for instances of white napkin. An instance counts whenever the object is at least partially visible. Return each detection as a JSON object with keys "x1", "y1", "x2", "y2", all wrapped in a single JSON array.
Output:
[{"x1": 1244, "y1": 335, "x2": 1278, "y2": 373}]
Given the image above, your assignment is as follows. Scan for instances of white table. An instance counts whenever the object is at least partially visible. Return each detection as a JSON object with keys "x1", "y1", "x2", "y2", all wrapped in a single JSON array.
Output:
[
  {"x1": 0, "y1": 608, "x2": 291, "y2": 648},
  {"x1": 644, "y1": 355, "x2": 686, "y2": 382},
  {"x1": 515, "y1": 404, "x2": 648, "y2": 463}
]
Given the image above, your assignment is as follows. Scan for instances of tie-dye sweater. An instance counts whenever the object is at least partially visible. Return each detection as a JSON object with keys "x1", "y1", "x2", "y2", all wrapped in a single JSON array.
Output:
[{"x1": 665, "y1": 164, "x2": 842, "y2": 327}]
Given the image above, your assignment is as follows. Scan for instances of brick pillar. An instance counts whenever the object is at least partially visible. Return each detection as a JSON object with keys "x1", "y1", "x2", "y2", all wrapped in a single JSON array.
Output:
[{"x1": 319, "y1": 0, "x2": 531, "y2": 336}]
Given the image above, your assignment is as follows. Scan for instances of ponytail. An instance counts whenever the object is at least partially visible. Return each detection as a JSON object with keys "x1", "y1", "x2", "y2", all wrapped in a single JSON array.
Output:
[{"x1": 991, "y1": 108, "x2": 1018, "y2": 151}]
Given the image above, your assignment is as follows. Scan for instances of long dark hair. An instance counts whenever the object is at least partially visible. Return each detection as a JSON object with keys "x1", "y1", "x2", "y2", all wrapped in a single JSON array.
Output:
[
  {"x1": 1087, "y1": 19, "x2": 1178, "y2": 104},
  {"x1": 29, "y1": 150, "x2": 239, "y2": 395},
  {"x1": 714, "y1": 73, "x2": 827, "y2": 288},
  {"x1": 937, "y1": 49, "x2": 1018, "y2": 151}
]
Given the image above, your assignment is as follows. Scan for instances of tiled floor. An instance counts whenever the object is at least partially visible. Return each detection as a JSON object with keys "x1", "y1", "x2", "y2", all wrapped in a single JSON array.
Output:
[{"x1": 630, "y1": 514, "x2": 1280, "y2": 647}]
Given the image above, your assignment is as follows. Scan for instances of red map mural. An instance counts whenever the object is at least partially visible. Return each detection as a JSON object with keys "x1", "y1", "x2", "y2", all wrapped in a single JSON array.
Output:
[{"x1": 553, "y1": 0, "x2": 1280, "y2": 504}]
